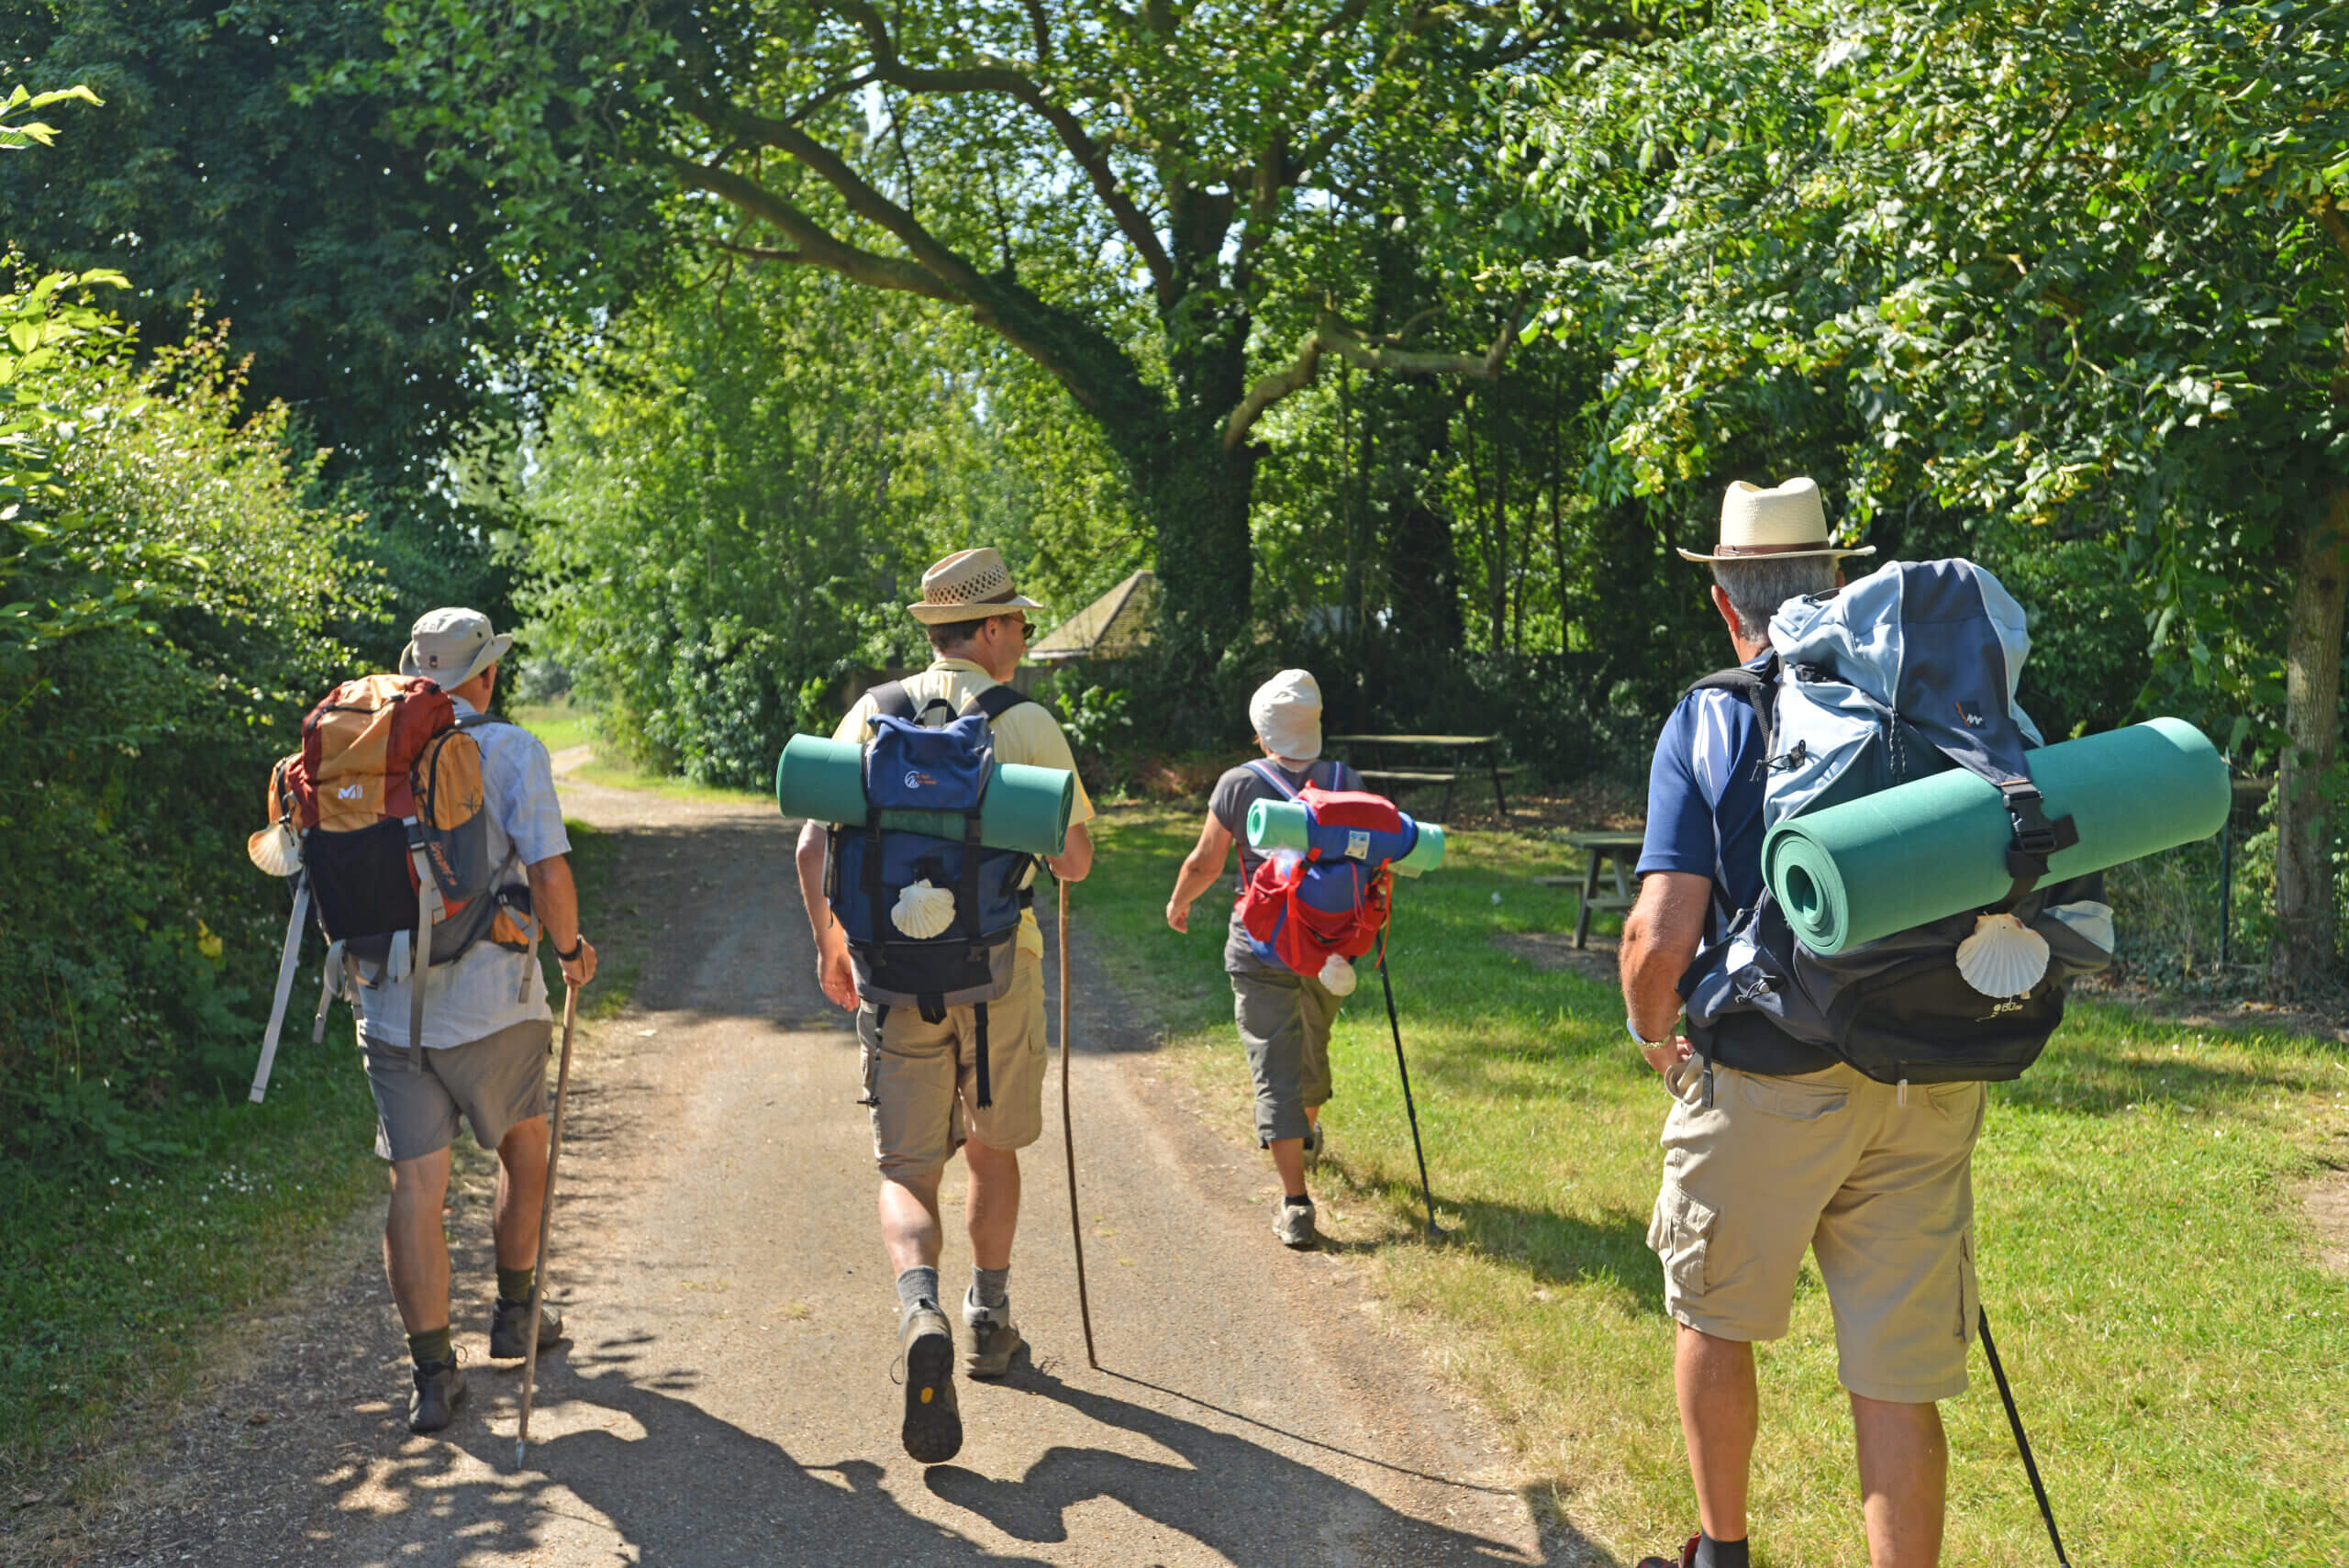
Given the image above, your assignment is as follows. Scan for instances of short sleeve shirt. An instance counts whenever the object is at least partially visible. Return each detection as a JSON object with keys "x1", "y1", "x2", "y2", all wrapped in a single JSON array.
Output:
[
  {"x1": 829, "y1": 658, "x2": 1096, "y2": 958},
  {"x1": 1207, "y1": 757, "x2": 1363, "y2": 974},
  {"x1": 356, "y1": 698, "x2": 570, "y2": 1050},
  {"x1": 1635, "y1": 654, "x2": 1772, "y2": 943}
]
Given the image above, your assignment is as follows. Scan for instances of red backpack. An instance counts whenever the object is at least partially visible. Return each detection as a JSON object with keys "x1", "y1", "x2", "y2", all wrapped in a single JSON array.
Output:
[{"x1": 1237, "y1": 769, "x2": 1400, "y2": 981}]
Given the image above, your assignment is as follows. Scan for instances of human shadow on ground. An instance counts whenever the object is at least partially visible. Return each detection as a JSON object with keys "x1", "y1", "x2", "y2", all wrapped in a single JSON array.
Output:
[
  {"x1": 924, "y1": 1365, "x2": 1588, "y2": 1566},
  {"x1": 338, "y1": 1351, "x2": 1059, "y2": 1567}
]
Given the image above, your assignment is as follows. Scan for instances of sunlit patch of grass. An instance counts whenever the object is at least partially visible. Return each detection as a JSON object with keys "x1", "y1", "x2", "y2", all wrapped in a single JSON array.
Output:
[{"x1": 1084, "y1": 806, "x2": 2349, "y2": 1566}]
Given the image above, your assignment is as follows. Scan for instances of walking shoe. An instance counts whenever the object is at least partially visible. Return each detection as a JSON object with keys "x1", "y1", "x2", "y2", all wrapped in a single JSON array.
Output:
[
  {"x1": 489, "y1": 1293, "x2": 565, "y2": 1360},
  {"x1": 961, "y1": 1287, "x2": 1025, "y2": 1380},
  {"x1": 1274, "y1": 1195, "x2": 1318, "y2": 1249},
  {"x1": 1634, "y1": 1536, "x2": 1699, "y2": 1568},
  {"x1": 407, "y1": 1357, "x2": 467, "y2": 1434},
  {"x1": 897, "y1": 1305, "x2": 963, "y2": 1463}
]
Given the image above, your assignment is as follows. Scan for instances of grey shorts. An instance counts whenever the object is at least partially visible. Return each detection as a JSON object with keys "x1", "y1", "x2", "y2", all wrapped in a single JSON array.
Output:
[
  {"x1": 1227, "y1": 924, "x2": 1340, "y2": 1146},
  {"x1": 363, "y1": 1018, "x2": 552, "y2": 1162}
]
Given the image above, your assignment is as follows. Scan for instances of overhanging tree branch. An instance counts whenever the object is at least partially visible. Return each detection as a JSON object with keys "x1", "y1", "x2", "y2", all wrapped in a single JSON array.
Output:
[
  {"x1": 1222, "y1": 305, "x2": 1525, "y2": 449},
  {"x1": 657, "y1": 151, "x2": 961, "y2": 300},
  {"x1": 820, "y1": 0, "x2": 1177, "y2": 304}
]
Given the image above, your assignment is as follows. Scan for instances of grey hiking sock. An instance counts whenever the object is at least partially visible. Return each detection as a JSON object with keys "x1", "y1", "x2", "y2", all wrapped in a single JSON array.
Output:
[
  {"x1": 972, "y1": 1265, "x2": 1009, "y2": 1310},
  {"x1": 896, "y1": 1265, "x2": 941, "y2": 1328}
]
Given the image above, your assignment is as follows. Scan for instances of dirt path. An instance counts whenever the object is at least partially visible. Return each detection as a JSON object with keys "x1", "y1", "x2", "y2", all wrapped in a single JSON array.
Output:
[{"x1": 39, "y1": 775, "x2": 1591, "y2": 1566}]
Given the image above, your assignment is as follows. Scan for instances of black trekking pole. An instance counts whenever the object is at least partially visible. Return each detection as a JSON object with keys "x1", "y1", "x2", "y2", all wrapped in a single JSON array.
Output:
[
  {"x1": 1058, "y1": 878, "x2": 1098, "y2": 1367},
  {"x1": 1373, "y1": 945, "x2": 1442, "y2": 1240},
  {"x1": 1978, "y1": 1305, "x2": 2071, "y2": 1566}
]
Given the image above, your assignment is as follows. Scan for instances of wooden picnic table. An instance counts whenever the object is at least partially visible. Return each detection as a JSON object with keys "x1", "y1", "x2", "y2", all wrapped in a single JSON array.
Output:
[
  {"x1": 1532, "y1": 828, "x2": 1646, "y2": 949},
  {"x1": 1323, "y1": 733, "x2": 1515, "y2": 820}
]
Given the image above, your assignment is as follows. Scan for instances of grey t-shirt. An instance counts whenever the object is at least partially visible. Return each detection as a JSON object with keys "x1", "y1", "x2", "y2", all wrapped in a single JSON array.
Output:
[
  {"x1": 1208, "y1": 757, "x2": 1362, "y2": 974},
  {"x1": 355, "y1": 698, "x2": 571, "y2": 1049}
]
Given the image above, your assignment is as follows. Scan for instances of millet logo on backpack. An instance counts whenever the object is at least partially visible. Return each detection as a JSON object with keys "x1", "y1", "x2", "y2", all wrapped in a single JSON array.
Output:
[{"x1": 337, "y1": 784, "x2": 362, "y2": 800}]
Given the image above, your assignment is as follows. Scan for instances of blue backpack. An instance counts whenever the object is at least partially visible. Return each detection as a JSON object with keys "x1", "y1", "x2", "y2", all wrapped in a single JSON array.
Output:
[
  {"x1": 827, "y1": 681, "x2": 1037, "y2": 1106},
  {"x1": 1680, "y1": 560, "x2": 2116, "y2": 1091}
]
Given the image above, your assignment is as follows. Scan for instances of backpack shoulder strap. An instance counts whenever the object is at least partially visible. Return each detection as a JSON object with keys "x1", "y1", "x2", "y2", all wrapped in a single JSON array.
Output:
[
  {"x1": 1245, "y1": 758, "x2": 1303, "y2": 799},
  {"x1": 1687, "y1": 655, "x2": 1780, "y2": 768},
  {"x1": 964, "y1": 684, "x2": 1033, "y2": 721},
  {"x1": 867, "y1": 680, "x2": 917, "y2": 721}
]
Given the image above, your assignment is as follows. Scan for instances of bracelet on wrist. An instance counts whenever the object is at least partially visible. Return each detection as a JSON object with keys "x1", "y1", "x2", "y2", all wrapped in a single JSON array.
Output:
[
  {"x1": 1626, "y1": 1015, "x2": 1677, "y2": 1048},
  {"x1": 556, "y1": 935, "x2": 586, "y2": 963}
]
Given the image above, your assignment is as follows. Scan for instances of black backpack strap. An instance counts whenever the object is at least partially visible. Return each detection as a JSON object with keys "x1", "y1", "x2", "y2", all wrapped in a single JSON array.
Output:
[
  {"x1": 867, "y1": 680, "x2": 917, "y2": 722},
  {"x1": 964, "y1": 684, "x2": 1034, "y2": 721},
  {"x1": 1687, "y1": 655, "x2": 1780, "y2": 778},
  {"x1": 973, "y1": 1000, "x2": 993, "y2": 1109}
]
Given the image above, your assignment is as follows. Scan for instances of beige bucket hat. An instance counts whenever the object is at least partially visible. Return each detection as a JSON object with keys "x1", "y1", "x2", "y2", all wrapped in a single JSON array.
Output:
[
  {"x1": 1676, "y1": 477, "x2": 1876, "y2": 563},
  {"x1": 1249, "y1": 669, "x2": 1323, "y2": 762},
  {"x1": 906, "y1": 547, "x2": 1048, "y2": 624},
  {"x1": 399, "y1": 606, "x2": 513, "y2": 690}
]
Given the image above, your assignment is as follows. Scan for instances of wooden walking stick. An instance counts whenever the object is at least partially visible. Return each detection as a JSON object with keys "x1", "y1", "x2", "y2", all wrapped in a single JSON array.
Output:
[
  {"x1": 1058, "y1": 877, "x2": 1098, "y2": 1368},
  {"x1": 515, "y1": 980, "x2": 580, "y2": 1469}
]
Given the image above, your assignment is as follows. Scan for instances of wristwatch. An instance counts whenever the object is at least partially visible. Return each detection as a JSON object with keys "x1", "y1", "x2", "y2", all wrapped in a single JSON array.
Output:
[{"x1": 556, "y1": 935, "x2": 588, "y2": 963}]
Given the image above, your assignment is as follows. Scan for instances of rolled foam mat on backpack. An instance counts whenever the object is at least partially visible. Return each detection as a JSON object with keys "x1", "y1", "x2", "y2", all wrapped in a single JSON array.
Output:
[
  {"x1": 774, "y1": 735, "x2": 1074, "y2": 856},
  {"x1": 1246, "y1": 798, "x2": 1447, "y2": 876},
  {"x1": 1764, "y1": 717, "x2": 2228, "y2": 954}
]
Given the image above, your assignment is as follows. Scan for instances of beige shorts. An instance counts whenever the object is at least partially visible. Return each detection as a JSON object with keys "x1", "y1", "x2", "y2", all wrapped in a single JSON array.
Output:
[
  {"x1": 1648, "y1": 1060, "x2": 1985, "y2": 1404},
  {"x1": 858, "y1": 951, "x2": 1048, "y2": 1180},
  {"x1": 363, "y1": 1019, "x2": 551, "y2": 1163}
]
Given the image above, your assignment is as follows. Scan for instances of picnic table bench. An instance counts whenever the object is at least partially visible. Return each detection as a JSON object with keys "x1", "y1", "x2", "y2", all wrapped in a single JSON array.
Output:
[
  {"x1": 1533, "y1": 829, "x2": 1645, "y2": 949},
  {"x1": 1324, "y1": 733, "x2": 1515, "y2": 820}
]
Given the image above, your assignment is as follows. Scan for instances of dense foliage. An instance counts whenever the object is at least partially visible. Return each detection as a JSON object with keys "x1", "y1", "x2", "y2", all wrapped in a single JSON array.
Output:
[{"x1": 0, "y1": 269, "x2": 373, "y2": 1154}]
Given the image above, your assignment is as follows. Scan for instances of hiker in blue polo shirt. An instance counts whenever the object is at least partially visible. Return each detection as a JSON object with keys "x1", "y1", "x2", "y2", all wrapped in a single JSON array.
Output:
[
  {"x1": 1622, "y1": 478, "x2": 1982, "y2": 1568},
  {"x1": 1164, "y1": 670, "x2": 1364, "y2": 1250}
]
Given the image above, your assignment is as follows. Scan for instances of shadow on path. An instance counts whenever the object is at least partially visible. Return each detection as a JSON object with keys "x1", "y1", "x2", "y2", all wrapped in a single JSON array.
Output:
[{"x1": 924, "y1": 1366, "x2": 1586, "y2": 1564}]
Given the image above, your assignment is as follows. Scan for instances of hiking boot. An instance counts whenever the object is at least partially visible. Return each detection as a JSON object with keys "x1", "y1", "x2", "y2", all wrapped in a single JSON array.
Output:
[
  {"x1": 1274, "y1": 1195, "x2": 1318, "y2": 1249},
  {"x1": 489, "y1": 1293, "x2": 564, "y2": 1360},
  {"x1": 408, "y1": 1357, "x2": 467, "y2": 1434},
  {"x1": 1633, "y1": 1536, "x2": 1699, "y2": 1568},
  {"x1": 898, "y1": 1305, "x2": 963, "y2": 1463},
  {"x1": 961, "y1": 1287, "x2": 1025, "y2": 1380}
]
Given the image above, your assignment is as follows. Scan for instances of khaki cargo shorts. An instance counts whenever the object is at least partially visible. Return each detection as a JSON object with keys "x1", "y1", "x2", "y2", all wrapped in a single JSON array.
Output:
[
  {"x1": 858, "y1": 951, "x2": 1048, "y2": 1180},
  {"x1": 1648, "y1": 1060, "x2": 1985, "y2": 1404},
  {"x1": 363, "y1": 1018, "x2": 551, "y2": 1163}
]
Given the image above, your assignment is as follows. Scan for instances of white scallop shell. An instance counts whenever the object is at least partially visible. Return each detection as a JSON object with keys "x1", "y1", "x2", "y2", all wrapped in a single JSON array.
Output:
[
  {"x1": 890, "y1": 878, "x2": 957, "y2": 940},
  {"x1": 246, "y1": 822, "x2": 303, "y2": 878},
  {"x1": 1955, "y1": 911, "x2": 2050, "y2": 997},
  {"x1": 1318, "y1": 952, "x2": 1359, "y2": 996}
]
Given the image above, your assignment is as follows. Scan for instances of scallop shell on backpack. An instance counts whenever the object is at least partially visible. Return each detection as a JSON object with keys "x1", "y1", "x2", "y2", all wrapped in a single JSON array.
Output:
[
  {"x1": 1954, "y1": 911, "x2": 2050, "y2": 997},
  {"x1": 247, "y1": 822, "x2": 303, "y2": 878},
  {"x1": 890, "y1": 878, "x2": 957, "y2": 940}
]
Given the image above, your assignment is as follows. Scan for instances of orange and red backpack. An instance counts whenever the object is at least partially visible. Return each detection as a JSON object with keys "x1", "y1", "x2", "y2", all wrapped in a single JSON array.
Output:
[{"x1": 245, "y1": 674, "x2": 537, "y2": 1100}]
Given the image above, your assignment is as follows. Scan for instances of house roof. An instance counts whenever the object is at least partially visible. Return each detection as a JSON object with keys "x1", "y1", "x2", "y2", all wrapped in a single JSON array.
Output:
[{"x1": 1028, "y1": 570, "x2": 1157, "y2": 662}]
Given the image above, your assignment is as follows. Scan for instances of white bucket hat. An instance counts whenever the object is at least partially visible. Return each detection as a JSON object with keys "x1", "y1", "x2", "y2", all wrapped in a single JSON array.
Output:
[
  {"x1": 399, "y1": 607, "x2": 513, "y2": 690},
  {"x1": 1249, "y1": 669, "x2": 1323, "y2": 762},
  {"x1": 1676, "y1": 477, "x2": 1876, "y2": 563},
  {"x1": 906, "y1": 547, "x2": 1047, "y2": 624}
]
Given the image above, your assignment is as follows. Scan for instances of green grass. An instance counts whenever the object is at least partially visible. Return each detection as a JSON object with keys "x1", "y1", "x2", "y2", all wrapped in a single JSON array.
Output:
[
  {"x1": 0, "y1": 819, "x2": 628, "y2": 1486},
  {"x1": 1082, "y1": 804, "x2": 2349, "y2": 1567},
  {"x1": 513, "y1": 699, "x2": 768, "y2": 806}
]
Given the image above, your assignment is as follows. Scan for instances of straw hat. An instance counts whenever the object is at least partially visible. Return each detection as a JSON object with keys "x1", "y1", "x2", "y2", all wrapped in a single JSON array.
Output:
[
  {"x1": 1676, "y1": 477, "x2": 1876, "y2": 563},
  {"x1": 399, "y1": 607, "x2": 513, "y2": 690},
  {"x1": 905, "y1": 547, "x2": 1047, "y2": 624}
]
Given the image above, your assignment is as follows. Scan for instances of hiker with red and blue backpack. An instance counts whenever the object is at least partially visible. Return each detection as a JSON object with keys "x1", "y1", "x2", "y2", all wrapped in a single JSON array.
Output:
[
  {"x1": 1619, "y1": 481, "x2": 2114, "y2": 1568},
  {"x1": 253, "y1": 608, "x2": 598, "y2": 1436},
  {"x1": 1164, "y1": 670, "x2": 1372, "y2": 1250},
  {"x1": 792, "y1": 548, "x2": 1095, "y2": 1466}
]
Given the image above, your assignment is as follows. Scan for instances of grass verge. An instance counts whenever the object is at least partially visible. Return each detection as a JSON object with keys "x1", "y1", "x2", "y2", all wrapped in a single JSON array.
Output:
[
  {"x1": 514, "y1": 699, "x2": 767, "y2": 807},
  {"x1": 1082, "y1": 804, "x2": 2349, "y2": 1567},
  {"x1": 0, "y1": 819, "x2": 626, "y2": 1493}
]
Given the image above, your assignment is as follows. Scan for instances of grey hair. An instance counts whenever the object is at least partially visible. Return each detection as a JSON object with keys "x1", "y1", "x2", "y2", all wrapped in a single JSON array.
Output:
[{"x1": 1711, "y1": 556, "x2": 1838, "y2": 640}]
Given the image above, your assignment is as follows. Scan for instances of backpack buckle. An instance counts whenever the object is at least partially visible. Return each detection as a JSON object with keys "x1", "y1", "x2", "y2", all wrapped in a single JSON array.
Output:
[{"x1": 1999, "y1": 784, "x2": 2079, "y2": 883}]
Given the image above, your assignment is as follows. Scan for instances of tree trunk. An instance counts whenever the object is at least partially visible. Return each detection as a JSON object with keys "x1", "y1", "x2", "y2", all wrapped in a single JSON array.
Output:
[{"x1": 2273, "y1": 483, "x2": 2349, "y2": 995}]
